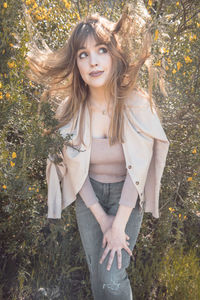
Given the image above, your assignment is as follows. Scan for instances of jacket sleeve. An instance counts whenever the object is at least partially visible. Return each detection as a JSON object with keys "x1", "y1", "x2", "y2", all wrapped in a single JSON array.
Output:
[
  {"x1": 127, "y1": 91, "x2": 170, "y2": 217},
  {"x1": 46, "y1": 153, "x2": 67, "y2": 219},
  {"x1": 119, "y1": 171, "x2": 138, "y2": 207}
]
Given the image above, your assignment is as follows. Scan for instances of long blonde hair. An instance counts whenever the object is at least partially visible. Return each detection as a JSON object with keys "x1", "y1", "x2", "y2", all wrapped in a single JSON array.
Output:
[{"x1": 26, "y1": 9, "x2": 157, "y2": 146}]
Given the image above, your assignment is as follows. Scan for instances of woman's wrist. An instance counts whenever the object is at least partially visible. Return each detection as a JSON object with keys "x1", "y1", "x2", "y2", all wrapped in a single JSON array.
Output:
[
  {"x1": 112, "y1": 205, "x2": 133, "y2": 231},
  {"x1": 89, "y1": 202, "x2": 108, "y2": 230}
]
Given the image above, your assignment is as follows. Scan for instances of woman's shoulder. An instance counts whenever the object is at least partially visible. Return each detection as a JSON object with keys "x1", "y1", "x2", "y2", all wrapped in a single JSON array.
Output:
[{"x1": 124, "y1": 88, "x2": 151, "y2": 108}]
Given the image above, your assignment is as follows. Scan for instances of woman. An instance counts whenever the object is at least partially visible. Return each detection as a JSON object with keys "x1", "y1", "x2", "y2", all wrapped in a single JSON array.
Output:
[{"x1": 27, "y1": 11, "x2": 169, "y2": 300}]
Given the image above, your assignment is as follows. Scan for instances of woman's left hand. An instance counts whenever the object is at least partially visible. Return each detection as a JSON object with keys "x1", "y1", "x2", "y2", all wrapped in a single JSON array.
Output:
[{"x1": 99, "y1": 226, "x2": 132, "y2": 271}]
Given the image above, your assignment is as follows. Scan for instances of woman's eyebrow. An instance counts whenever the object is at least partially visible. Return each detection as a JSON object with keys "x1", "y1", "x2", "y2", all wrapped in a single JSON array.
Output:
[{"x1": 78, "y1": 42, "x2": 105, "y2": 51}]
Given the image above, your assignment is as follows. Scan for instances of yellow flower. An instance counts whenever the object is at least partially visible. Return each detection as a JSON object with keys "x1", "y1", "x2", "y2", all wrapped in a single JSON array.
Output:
[
  {"x1": 10, "y1": 161, "x2": 15, "y2": 167},
  {"x1": 63, "y1": 0, "x2": 71, "y2": 9},
  {"x1": 189, "y1": 34, "x2": 197, "y2": 41},
  {"x1": 3, "y1": 3, "x2": 8, "y2": 8},
  {"x1": 167, "y1": 58, "x2": 171, "y2": 64},
  {"x1": 2, "y1": 185, "x2": 7, "y2": 189},
  {"x1": 76, "y1": 13, "x2": 80, "y2": 20},
  {"x1": 178, "y1": 213, "x2": 181, "y2": 219},
  {"x1": 148, "y1": 0, "x2": 153, "y2": 6},
  {"x1": 183, "y1": 216, "x2": 187, "y2": 220},
  {"x1": 176, "y1": 2, "x2": 179, "y2": 6},
  {"x1": 9, "y1": 43, "x2": 14, "y2": 47},
  {"x1": 154, "y1": 29, "x2": 159, "y2": 41},
  {"x1": 28, "y1": 187, "x2": 32, "y2": 191},
  {"x1": 6, "y1": 93, "x2": 10, "y2": 99},
  {"x1": 7, "y1": 61, "x2": 15, "y2": 68},
  {"x1": 184, "y1": 56, "x2": 192, "y2": 64},
  {"x1": 177, "y1": 61, "x2": 183, "y2": 71},
  {"x1": 172, "y1": 69, "x2": 176, "y2": 74},
  {"x1": 169, "y1": 207, "x2": 175, "y2": 212},
  {"x1": 0, "y1": 82, "x2": 2, "y2": 88},
  {"x1": 193, "y1": 172, "x2": 197, "y2": 176},
  {"x1": 36, "y1": 188, "x2": 39, "y2": 192},
  {"x1": 154, "y1": 60, "x2": 161, "y2": 67},
  {"x1": 165, "y1": 66, "x2": 169, "y2": 70},
  {"x1": 192, "y1": 148, "x2": 197, "y2": 154},
  {"x1": 0, "y1": 92, "x2": 2, "y2": 99},
  {"x1": 12, "y1": 152, "x2": 17, "y2": 158},
  {"x1": 187, "y1": 177, "x2": 192, "y2": 181},
  {"x1": 197, "y1": 23, "x2": 200, "y2": 28}
]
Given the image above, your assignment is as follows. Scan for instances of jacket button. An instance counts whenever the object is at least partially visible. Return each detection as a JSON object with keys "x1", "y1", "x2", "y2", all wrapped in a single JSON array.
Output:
[
  {"x1": 128, "y1": 165, "x2": 132, "y2": 169},
  {"x1": 136, "y1": 181, "x2": 139, "y2": 185}
]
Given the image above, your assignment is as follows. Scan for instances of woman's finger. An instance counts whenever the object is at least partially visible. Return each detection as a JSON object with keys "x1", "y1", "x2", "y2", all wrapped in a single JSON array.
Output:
[
  {"x1": 102, "y1": 236, "x2": 106, "y2": 248},
  {"x1": 124, "y1": 245, "x2": 132, "y2": 257},
  {"x1": 126, "y1": 234, "x2": 130, "y2": 240},
  {"x1": 99, "y1": 246, "x2": 110, "y2": 264},
  {"x1": 107, "y1": 249, "x2": 115, "y2": 271},
  {"x1": 117, "y1": 249, "x2": 122, "y2": 269}
]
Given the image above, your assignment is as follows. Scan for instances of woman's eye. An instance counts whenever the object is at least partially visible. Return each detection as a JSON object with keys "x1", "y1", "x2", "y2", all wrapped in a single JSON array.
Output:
[
  {"x1": 99, "y1": 47, "x2": 108, "y2": 54},
  {"x1": 78, "y1": 47, "x2": 108, "y2": 59},
  {"x1": 79, "y1": 52, "x2": 87, "y2": 59}
]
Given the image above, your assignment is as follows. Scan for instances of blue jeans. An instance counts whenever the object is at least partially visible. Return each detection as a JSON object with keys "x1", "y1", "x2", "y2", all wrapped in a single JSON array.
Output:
[{"x1": 75, "y1": 176, "x2": 144, "y2": 300}]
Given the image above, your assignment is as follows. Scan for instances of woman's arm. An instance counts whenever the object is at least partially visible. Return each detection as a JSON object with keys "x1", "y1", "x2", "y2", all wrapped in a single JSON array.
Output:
[
  {"x1": 112, "y1": 205, "x2": 133, "y2": 231},
  {"x1": 99, "y1": 173, "x2": 139, "y2": 271},
  {"x1": 79, "y1": 176, "x2": 115, "y2": 233},
  {"x1": 89, "y1": 202, "x2": 116, "y2": 233},
  {"x1": 79, "y1": 173, "x2": 138, "y2": 271}
]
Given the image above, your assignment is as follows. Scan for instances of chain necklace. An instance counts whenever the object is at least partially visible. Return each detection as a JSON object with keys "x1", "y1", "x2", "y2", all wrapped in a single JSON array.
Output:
[{"x1": 88, "y1": 101, "x2": 109, "y2": 115}]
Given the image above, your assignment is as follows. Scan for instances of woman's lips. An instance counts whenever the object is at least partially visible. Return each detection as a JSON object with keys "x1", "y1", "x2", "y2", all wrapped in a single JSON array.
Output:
[{"x1": 89, "y1": 71, "x2": 104, "y2": 77}]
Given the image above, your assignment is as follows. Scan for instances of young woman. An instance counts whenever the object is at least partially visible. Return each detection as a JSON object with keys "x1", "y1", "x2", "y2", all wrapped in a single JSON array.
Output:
[{"x1": 27, "y1": 11, "x2": 169, "y2": 300}]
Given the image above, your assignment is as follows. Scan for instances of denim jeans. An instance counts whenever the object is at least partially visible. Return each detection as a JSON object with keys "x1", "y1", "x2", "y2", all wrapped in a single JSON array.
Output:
[{"x1": 75, "y1": 176, "x2": 144, "y2": 300}]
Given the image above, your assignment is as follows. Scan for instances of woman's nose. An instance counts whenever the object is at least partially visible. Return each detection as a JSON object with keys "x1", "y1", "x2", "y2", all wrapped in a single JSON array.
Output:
[{"x1": 89, "y1": 53, "x2": 98, "y2": 67}]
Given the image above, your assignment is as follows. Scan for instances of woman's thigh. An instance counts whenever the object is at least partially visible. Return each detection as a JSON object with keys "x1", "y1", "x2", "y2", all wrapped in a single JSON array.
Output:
[
  {"x1": 97, "y1": 198, "x2": 143, "y2": 279},
  {"x1": 75, "y1": 193, "x2": 103, "y2": 274},
  {"x1": 75, "y1": 177, "x2": 143, "y2": 274}
]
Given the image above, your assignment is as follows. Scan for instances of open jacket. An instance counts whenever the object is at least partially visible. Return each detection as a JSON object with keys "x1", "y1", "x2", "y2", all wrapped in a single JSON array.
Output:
[{"x1": 46, "y1": 91, "x2": 170, "y2": 219}]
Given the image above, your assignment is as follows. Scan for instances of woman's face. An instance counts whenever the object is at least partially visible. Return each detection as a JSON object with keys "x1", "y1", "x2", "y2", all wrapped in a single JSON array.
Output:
[{"x1": 76, "y1": 35, "x2": 112, "y2": 91}]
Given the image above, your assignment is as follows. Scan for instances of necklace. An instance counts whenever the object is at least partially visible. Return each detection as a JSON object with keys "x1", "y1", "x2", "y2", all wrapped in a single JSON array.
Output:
[{"x1": 88, "y1": 101, "x2": 109, "y2": 115}]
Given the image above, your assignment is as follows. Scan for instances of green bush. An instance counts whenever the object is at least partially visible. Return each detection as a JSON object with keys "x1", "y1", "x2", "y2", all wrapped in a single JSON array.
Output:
[
  {"x1": 1, "y1": 0, "x2": 200, "y2": 299},
  {"x1": 158, "y1": 247, "x2": 200, "y2": 300}
]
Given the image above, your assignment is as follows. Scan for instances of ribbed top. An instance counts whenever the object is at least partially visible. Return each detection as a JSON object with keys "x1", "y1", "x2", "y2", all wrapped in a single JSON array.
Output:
[
  {"x1": 78, "y1": 137, "x2": 138, "y2": 208},
  {"x1": 89, "y1": 137, "x2": 126, "y2": 183}
]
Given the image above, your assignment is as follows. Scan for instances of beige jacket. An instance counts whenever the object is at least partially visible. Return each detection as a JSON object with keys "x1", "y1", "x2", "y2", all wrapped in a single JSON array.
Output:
[{"x1": 46, "y1": 91, "x2": 170, "y2": 219}]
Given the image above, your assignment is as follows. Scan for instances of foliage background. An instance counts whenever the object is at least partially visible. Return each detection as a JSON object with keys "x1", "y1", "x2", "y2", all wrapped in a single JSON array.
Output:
[{"x1": 0, "y1": 0, "x2": 200, "y2": 299}]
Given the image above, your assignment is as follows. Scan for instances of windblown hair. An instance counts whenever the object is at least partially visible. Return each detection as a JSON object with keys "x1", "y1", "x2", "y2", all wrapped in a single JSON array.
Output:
[{"x1": 26, "y1": 5, "x2": 162, "y2": 146}]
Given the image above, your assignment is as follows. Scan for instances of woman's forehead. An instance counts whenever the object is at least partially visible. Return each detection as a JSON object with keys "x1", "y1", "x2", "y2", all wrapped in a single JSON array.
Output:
[
  {"x1": 76, "y1": 24, "x2": 108, "y2": 50},
  {"x1": 79, "y1": 35, "x2": 105, "y2": 49}
]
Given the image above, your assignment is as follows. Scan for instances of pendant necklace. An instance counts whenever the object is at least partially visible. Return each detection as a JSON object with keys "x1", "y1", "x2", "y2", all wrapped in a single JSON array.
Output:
[{"x1": 89, "y1": 101, "x2": 108, "y2": 115}]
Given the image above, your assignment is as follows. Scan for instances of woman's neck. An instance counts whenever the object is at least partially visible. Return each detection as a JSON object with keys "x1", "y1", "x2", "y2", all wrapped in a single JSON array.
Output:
[{"x1": 88, "y1": 87, "x2": 110, "y2": 106}]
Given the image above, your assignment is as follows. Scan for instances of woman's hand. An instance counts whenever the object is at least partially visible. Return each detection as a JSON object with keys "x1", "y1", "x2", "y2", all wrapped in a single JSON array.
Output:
[{"x1": 99, "y1": 226, "x2": 132, "y2": 271}]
